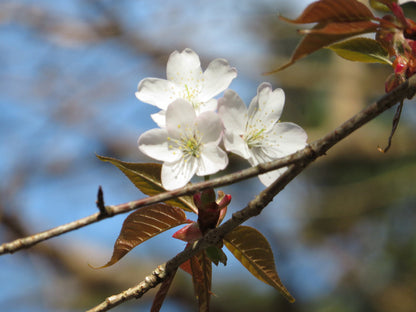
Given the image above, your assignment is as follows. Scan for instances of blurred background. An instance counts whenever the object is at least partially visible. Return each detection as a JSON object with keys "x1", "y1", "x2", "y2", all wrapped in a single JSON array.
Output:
[{"x1": 1, "y1": 0, "x2": 416, "y2": 311}]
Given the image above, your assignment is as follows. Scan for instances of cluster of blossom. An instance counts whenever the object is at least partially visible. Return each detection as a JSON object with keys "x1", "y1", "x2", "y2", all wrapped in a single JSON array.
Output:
[{"x1": 136, "y1": 48, "x2": 308, "y2": 190}]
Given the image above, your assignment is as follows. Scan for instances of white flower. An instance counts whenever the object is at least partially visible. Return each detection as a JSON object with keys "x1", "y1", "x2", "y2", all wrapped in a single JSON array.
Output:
[
  {"x1": 218, "y1": 82, "x2": 307, "y2": 186},
  {"x1": 138, "y1": 98, "x2": 228, "y2": 190},
  {"x1": 135, "y1": 48, "x2": 237, "y2": 127}
]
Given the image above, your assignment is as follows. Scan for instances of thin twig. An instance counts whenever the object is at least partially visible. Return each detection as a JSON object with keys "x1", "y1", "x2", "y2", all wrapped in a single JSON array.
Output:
[
  {"x1": 377, "y1": 99, "x2": 404, "y2": 153},
  {"x1": 86, "y1": 76, "x2": 416, "y2": 311},
  {"x1": 1, "y1": 76, "x2": 415, "y2": 257},
  {"x1": 0, "y1": 142, "x2": 310, "y2": 255}
]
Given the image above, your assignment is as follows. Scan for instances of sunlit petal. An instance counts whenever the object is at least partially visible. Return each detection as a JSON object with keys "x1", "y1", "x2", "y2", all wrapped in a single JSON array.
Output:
[
  {"x1": 138, "y1": 128, "x2": 181, "y2": 162},
  {"x1": 220, "y1": 82, "x2": 308, "y2": 186},
  {"x1": 195, "y1": 111, "x2": 223, "y2": 144},
  {"x1": 223, "y1": 131, "x2": 252, "y2": 159},
  {"x1": 265, "y1": 122, "x2": 308, "y2": 156},
  {"x1": 165, "y1": 99, "x2": 196, "y2": 139},
  {"x1": 197, "y1": 145, "x2": 228, "y2": 176},
  {"x1": 136, "y1": 48, "x2": 237, "y2": 119},
  {"x1": 150, "y1": 110, "x2": 166, "y2": 128},
  {"x1": 198, "y1": 58, "x2": 237, "y2": 102},
  {"x1": 218, "y1": 89, "x2": 247, "y2": 134},
  {"x1": 166, "y1": 48, "x2": 203, "y2": 84},
  {"x1": 162, "y1": 157, "x2": 198, "y2": 190},
  {"x1": 136, "y1": 78, "x2": 178, "y2": 110}
]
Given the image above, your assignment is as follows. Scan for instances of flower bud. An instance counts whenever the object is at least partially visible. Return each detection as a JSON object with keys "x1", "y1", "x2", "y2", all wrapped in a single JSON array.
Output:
[{"x1": 194, "y1": 188, "x2": 232, "y2": 234}]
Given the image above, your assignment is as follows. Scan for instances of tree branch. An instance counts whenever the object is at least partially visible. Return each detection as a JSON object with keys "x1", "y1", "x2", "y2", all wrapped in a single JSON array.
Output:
[
  {"x1": 86, "y1": 76, "x2": 416, "y2": 311},
  {"x1": 1, "y1": 75, "x2": 415, "y2": 256}
]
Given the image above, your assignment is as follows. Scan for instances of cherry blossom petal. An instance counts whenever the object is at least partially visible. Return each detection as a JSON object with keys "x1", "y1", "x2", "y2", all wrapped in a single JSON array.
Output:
[
  {"x1": 198, "y1": 58, "x2": 237, "y2": 102},
  {"x1": 258, "y1": 168, "x2": 287, "y2": 186},
  {"x1": 162, "y1": 157, "x2": 198, "y2": 190},
  {"x1": 150, "y1": 111, "x2": 166, "y2": 128},
  {"x1": 165, "y1": 99, "x2": 196, "y2": 139},
  {"x1": 247, "y1": 122, "x2": 307, "y2": 186},
  {"x1": 195, "y1": 111, "x2": 223, "y2": 144},
  {"x1": 136, "y1": 48, "x2": 237, "y2": 121},
  {"x1": 166, "y1": 48, "x2": 203, "y2": 85},
  {"x1": 248, "y1": 83, "x2": 284, "y2": 132},
  {"x1": 247, "y1": 149, "x2": 287, "y2": 186},
  {"x1": 135, "y1": 78, "x2": 178, "y2": 110},
  {"x1": 196, "y1": 145, "x2": 228, "y2": 176},
  {"x1": 223, "y1": 131, "x2": 252, "y2": 159},
  {"x1": 265, "y1": 122, "x2": 308, "y2": 156},
  {"x1": 218, "y1": 82, "x2": 308, "y2": 186},
  {"x1": 218, "y1": 89, "x2": 247, "y2": 134},
  {"x1": 138, "y1": 128, "x2": 181, "y2": 162},
  {"x1": 196, "y1": 98, "x2": 217, "y2": 115}
]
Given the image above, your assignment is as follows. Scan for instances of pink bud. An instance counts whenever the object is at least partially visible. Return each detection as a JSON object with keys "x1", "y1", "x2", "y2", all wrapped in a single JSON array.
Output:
[
  {"x1": 393, "y1": 56, "x2": 407, "y2": 75},
  {"x1": 193, "y1": 188, "x2": 216, "y2": 211},
  {"x1": 217, "y1": 193, "x2": 232, "y2": 209}
]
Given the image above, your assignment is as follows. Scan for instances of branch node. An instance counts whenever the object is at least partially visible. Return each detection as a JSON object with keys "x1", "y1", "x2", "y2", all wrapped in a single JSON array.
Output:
[{"x1": 96, "y1": 186, "x2": 107, "y2": 216}]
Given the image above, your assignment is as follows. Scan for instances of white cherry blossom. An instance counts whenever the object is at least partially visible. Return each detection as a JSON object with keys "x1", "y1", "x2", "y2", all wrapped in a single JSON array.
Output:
[
  {"x1": 138, "y1": 98, "x2": 228, "y2": 190},
  {"x1": 218, "y1": 82, "x2": 307, "y2": 186},
  {"x1": 136, "y1": 48, "x2": 237, "y2": 127}
]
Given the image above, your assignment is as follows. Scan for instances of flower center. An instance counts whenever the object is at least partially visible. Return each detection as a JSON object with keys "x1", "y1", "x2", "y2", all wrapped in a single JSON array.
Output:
[
  {"x1": 171, "y1": 129, "x2": 202, "y2": 160},
  {"x1": 181, "y1": 84, "x2": 203, "y2": 109},
  {"x1": 243, "y1": 127, "x2": 267, "y2": 149}
]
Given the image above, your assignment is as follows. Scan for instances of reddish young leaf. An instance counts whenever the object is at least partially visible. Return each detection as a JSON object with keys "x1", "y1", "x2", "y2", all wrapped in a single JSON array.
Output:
[
  {"x1": 269, "y1": 22, "x2": 379, "y2": 73},
  {"x1": 177, "y1": 243, "x2": 195, "y2": 275},
  {"x1": 97, "y1": 155, "x2": 197, "y2": 213},
  {"x1": 280, "y1": 0, "x2": 375, "y2": 24},
  {"x1": 268, "y1": 29, "x2": 350, "y2": 73},
  {"x1": 172, "y1": 222, "x2": 202, "y2": 243},
  {"x1": 224, "y1": 226, "x2": 295, "y2": 303},
  {"x1": 180, "y1": 258, "x2": 193, "y2": 275},
  {"x1": 300, "y1": 21, "x2": 378, "y2": 35},
  {"x1": 270, "y1": 0, "x2": 379, "y2": 73},
  {"x1": 99, "y1": 204, "x2": 188, "y2": 268},
  {"x1": 190, "y1": 251, "x2": 212, "y2": 312},
  {"x1": 151, "y1": 267, "x2": 178, "y2": 312}
]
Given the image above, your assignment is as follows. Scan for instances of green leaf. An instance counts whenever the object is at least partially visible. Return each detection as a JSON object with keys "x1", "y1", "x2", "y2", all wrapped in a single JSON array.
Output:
[
  {"x1": 97, "y1": 155, "x2": 197, "y2": 213},
  {"x1": 205, "y1": 245, "x2": 227, "y2": 266},
  {"x1": 224, "y1": 226, "x2": 295, "y2": 303},
  {"x1": 327, "y1": 37, "x2": 392, "y2": 64},
  {"x1": 99, "y1": 204, "x2": 188, "y2": 268},
  {"x1": 369, "y1": 0, "x2": 397, "y2": 12}
]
